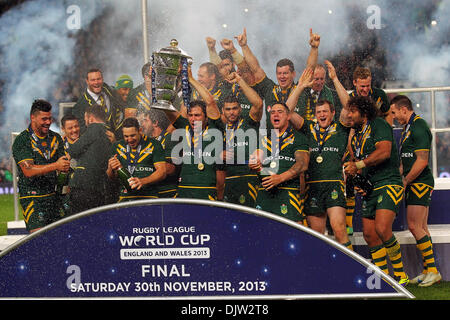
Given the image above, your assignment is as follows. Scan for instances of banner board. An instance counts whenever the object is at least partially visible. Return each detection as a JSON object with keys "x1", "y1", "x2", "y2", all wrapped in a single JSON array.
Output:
[{"x1": 0, "y1": 200, "x2": 413, "y2": 299}]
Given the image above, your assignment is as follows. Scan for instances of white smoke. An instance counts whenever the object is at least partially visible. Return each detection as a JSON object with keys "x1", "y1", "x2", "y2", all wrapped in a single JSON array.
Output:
[
  {"x1": 379, "y1": 0, "x2": 450, "y2": 129},
  {"x1": 383, "y1": 0, "x2": 450, "y2": 87},
  {"x1": 0, "y1": 0, "x2": 103, "y2": 158},
  {"x1": 1, "y1": 0, "x2": 449, "y2": 162},
  {"x1": 97, "y1": 0, "x2": 354, "y2": 83}
]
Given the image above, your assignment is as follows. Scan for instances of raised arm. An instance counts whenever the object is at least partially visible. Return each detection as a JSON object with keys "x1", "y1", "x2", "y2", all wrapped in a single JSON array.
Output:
[
  {"x1": 234, "y1": 28, "x2": 266, "y2": 83},
  {"x1": 306, "y1": 28, "x2": 320, "y2": 69},
  {"x1": 206, "y1": 37, "x2": 222, "y2": 66},
  {"x1": 324, "y1": 60, "x2": 350, "y2": 118},
  {"x1": 219, "y1": 38, "x2": 255, "y2": 85},
  {"x1": 188, "y1": 67, "x2": 220, "y2": 119},
  {"x1": 286, "y1": 67, "x2": 314, "y2": 113},
  {"x1": 227, "y1": 72, "x2": 263, "y2": 121},
  {"x1": 285, "y1": 67, "x2": 314, "y2": 130},
  {"x1": 162, "y1": 66, "x2": 220, "y2": 123}
]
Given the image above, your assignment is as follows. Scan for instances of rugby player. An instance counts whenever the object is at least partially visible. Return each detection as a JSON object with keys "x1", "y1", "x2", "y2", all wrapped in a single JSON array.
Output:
[
  {"x1": 12, "y1": 99, "x2": 69, "y2": 232},
  {"x1": 391, "y1": 95, "x2": 441, "y2": 287},
  {"x1": 249, "y1": 103, "x2": 309, "y2": 223},
  {"x1": 107, "y1": 117, "x2": 166, "y2": 202},
  {"x1": 344, "y1": 96, "x2": 409, "y2": 286},
  {"x1": 218, "y1": 72, "x2": 263, "y2": 207}
]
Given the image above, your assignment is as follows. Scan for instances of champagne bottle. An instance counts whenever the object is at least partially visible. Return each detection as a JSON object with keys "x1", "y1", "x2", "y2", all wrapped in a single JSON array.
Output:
[
  {"x1": 55, "y1": 171, "x2": 69, "y2": 194},
  {"x1": 117, "y1": 167, "x2": 132, "y2": 191},
  {"x1": 257, "y1": 168, "x2": 278, "y2": 195}
]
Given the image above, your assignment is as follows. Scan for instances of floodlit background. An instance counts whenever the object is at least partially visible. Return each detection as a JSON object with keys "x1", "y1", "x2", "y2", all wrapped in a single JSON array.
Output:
[{"x1": 0, "y1": 0, "x2": 449, "y2": 178}]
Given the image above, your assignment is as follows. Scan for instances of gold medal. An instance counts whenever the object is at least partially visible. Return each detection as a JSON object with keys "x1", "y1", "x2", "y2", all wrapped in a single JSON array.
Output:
[
  {"x1": 198, "y1": 163, "x2": 204, "y2": 171},
  {"x1": 316, "y1": 155, "x2": 323, "y2": 164},
  {"x1": 270, "y1": 161, "x2": 277, "y2": 168}
]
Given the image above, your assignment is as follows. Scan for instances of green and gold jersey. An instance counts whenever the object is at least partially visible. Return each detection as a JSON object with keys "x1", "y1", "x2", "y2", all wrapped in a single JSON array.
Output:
[
  {"x1": 172, "y1": 115, "x2": 223, "y2": 189},
  {"x1": 126, "y1": 83, "x2": 153, "y2": 113},
  {"x1": 230, "y1": 82, "x2": 253, "y2": 119},
  {"x1": 253, "y1": 75, "x2": 301, "y2": 129},
  {"x1": 297, "y1": 85, "x2": 343, "y2": 121},
  {"x1": 191, "y1": 80, "x2": 233, "y2": 112},
  {"x1": 349, "y1": 87, "x2": 390, "y2": 114},
  {"x1": 301, "y1": 120, "x2": 351, "y2": 182},
  {"x1": 127, "y1": 82, "x2": 183, "y2": 116},
  {"x1": 399, "y1": 113, "x2": 434, "y2": 186},
  {"x1": 127, "y1": 83, "x2": 150, "y2": 108},
  {"x1": 157, "y1": 130, "x2": 181, "y2": 194},
  {"x1": 112, "y1": 134, "x2": 166, "y2": 198},
  {"x1": 258, "y1": 126, "x2": 309, "y2": 189},
  {"x1": 12, "y1": 127, "x2": 66, "y2": 196},
  {"x1": 350, "y1": 117, "x2": 402, "y2": 188},
  {"x1": 218, "y1": 115, "x2": 260, "y2": 177}
]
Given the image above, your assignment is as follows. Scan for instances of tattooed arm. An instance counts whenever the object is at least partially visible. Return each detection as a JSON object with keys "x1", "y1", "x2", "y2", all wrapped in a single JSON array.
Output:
[
  {"x1": 290, "y1": 150, "x2": 310, "y2": 176},
  {"x1": 19, "y1": 157, "x2": 70, "y2": 178},
  {"x1": 261, "y1": 150, "x2": 310, "y2": 190},
  {"x1": 344, "y1": 140, "x2": 391, "y2": 176}
]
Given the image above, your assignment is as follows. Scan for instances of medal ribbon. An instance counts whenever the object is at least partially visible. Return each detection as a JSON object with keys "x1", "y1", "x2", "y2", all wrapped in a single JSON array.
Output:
[
  {"x1": 63, "y1": 136, "x2": 71, "y2": 157},
  {"x1": 225, "y1": 118, "x2": 244, "y2": 146},
  {"x1": 224, "y1": 118, "x2": 245, "y2": 165},
  {"x1": 28, "y1": 125, "x2": 53, "y2": 160},
  {"x1": 312, "y1": 122, "x2": 333, "y2": 156},
  {"x1": 272, "y1": 85, "x2": 291, "y2": 103},
  {"x1": 354, "y1": 122, "x2": 370, "y2": 160},
  {"x1": 272, "y1": 125, "x2": 294, "y2": 160},
  {"x1": 185, "y1": 125, "x2": 208, "y2": 157},
  {"x1": 156, "y1": 128, "x2": 167, "y2": 143},
  {"x1": 126, "y1": 143, "x2": 142, "y2": 175},
  {"x1": 399, "y1": 112, "x2": 416, "y2": 156}
]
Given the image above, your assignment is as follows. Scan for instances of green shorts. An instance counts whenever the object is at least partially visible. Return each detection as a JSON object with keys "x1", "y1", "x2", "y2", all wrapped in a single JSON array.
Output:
[
  {"x1": 118, "y1": 195, "x2": 158, "y2": 203},
  {"x1": 255, "y1": 187, "x2": 305, "y2": 223},
  {"x1": 158, "y1": 188, "x2": 177, "y2": 198},
  {"x1": 304, "y1": 181, "x2": 346, "y2": 216},
  {"x1": 224, "y1": 174, "x2": 258, "y2": 207},
  {"x1": 405, "y1": 183, "x2": 433, "y2": 207},
  {"x1": 176, "y1": 186, "x2": 217, "y2": 201},
  {"x1": 361, "y1": 185, "x2": 404, "y2": 219},
  {"x1": 19, "y1": 194, "x2": 63, "y2": 231}
]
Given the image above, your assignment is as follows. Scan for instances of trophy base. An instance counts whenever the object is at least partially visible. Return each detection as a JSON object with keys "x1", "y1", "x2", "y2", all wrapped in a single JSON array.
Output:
[{"x1": 151, "y1": 101, "x2": 178, "y2": 112}]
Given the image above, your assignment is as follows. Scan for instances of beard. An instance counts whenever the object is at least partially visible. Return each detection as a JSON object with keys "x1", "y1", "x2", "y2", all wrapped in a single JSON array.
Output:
[{"x1": 352, "y1": 121, "x2": 363, "y2": 131}]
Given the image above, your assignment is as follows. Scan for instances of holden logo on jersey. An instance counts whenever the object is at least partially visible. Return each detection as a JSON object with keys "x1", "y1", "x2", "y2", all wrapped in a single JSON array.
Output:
[
  {"x1": 401, "y1": 152, "x2": 414, "y2": 158},
  {"x1": 311, "y1": 146, "x2": 340, "y2": 153},
  {"x1": 135, "y1": 166, "x2": 154, "y2": 172}
]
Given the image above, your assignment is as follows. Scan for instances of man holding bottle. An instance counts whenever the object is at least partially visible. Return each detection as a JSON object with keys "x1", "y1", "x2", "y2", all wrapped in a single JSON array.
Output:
[{"x1": 107, "y1": 117, "x2": 166, "y2": 202}]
